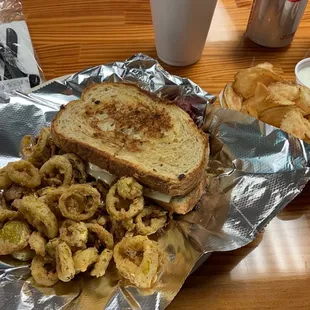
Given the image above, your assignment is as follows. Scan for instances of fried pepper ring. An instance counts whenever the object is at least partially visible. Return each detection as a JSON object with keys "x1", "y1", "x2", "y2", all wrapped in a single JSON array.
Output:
[
  {"x1": 0, "y1": 195, "x2": 8, "y2": 209},
  {"x1": 117, "y1": 177, "x2": 143, "y2": 200},
  {"x1": 55, "y1": 241, "x2": 75, "y2": 282},
  {"x1": 113, "y1": 236, "x2": 160, "y2": 289},
  {"x1": 30, "y1": 255, "x2": 59, "y2": 287},
  {"x1": 0, "y1": 209, "x2": 20, "y2": 222},
  {"x1": 12, "y1": 246, "x2": 35, "y2": 261},
  {"x1": 0, "y1": 166, "x2": 13, "y2": 189},
  {"x1": 110, "y1": 218, "x2": 127, "y2": 244},
  {"x1": 135, "y1": 206, "x2": 167, "y2": 235},
  {"x1": 45, "y1": 238, "x2": 60, "y2": 258},
  {"x1": 90, "y1": 249, "x2": 113, "y2": 278},
  {"x1": 37, "y1": 186, "x2": 57, "y2": 197},
  {"x1": 109, "y1": 218, "x2": 134, "y2": 243},
  {"x1": 122, "y1": 218, "x2": 135, "y2": 232},
  {"x1": 0, "y1": 221, "x2": 31, "y2": 255},
  {"x1": 63, "y1": 154, "x2": 87, "y2": 184},
  {"x1": 3, "y1": 183, "x2": 34, "y2": 202},
  {"x1": 59, "y1": 220, "x2": 88, "y2": 248},
  {"x1": 29, "y1": 231, "x2": 46, "y2": 256},
  {"x1": 20, "y1": 135, "x2": 33, "y2": 158},
  {"x1": 89, "y1": 214, "x2": 110, "y2": 227},
  {"x1": 86, "y1": 223, "x2": 114, "y2": 250},
  {"x1": 59, "y1": 184, "x2": 100, "y2": 220},
  {"x1": 106, "y1": 182, "x2": 144, "y2": 221},
  {"x1": 39, "y1": 187, "x2": 66, "y2": 218},
  {"x1": 73, "y1": 247, "x2": 99, "y2": 273},
  {"x1": 91, "y1": 180, "x2": 109, "y2": 201},
  {"x1": 18, "y1": 196, "x2": 58, "y2": 239},
  {"x1": 21, "y1": 127, "x2": 56, "y2": 167},
  {"x1": 39, "y1": 155, "x2": 73, "y2": 187},
  {"x1": 7, "y1": 160, "x2": 41, "y2": 188}
]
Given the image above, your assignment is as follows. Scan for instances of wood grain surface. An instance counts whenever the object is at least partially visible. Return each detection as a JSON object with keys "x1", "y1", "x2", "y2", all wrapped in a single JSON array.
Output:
[{"x1": 22, "y1": 0, "x2": 310, "y2": 309}]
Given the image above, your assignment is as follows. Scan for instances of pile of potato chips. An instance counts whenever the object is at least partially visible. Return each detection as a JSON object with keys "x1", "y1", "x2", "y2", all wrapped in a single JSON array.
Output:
[{"x1": 222, "y1": 63, "x2": 310, "y2": 143}]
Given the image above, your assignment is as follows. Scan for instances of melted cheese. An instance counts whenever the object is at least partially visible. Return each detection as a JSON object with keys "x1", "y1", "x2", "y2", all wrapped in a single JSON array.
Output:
[
  {"x1": 143, "y1": 188, "x2": 172, "y2": 203},
  {"x1": 87, "y1": 163, "x2": 117, "y2": 185}
]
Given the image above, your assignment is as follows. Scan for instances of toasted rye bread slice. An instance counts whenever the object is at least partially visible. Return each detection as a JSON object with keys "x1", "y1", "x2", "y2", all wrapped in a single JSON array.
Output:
[
  {"x1": 51, "y1": 83, "x2": 208, "y2": 196},
  {"x1": 155, "y1": 171, "x2": 210, "y2": 214}
]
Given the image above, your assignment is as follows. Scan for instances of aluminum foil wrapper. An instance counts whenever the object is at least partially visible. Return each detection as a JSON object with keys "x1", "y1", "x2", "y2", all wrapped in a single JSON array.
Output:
[{"x1": 0, "y1": 53, "x2": 310, "y2": 309}]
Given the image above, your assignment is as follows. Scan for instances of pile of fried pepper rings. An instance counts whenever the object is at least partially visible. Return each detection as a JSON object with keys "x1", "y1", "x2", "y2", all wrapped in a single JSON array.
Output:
[{"x1": 0, "y1": 128, "x2": 167, "y2": 289}]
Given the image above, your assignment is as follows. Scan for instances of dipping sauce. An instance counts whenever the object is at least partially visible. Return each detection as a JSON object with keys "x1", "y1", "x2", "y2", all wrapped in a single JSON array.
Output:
[{"x1": 297, "y1": 67, "x2": 310, "y2": 88}]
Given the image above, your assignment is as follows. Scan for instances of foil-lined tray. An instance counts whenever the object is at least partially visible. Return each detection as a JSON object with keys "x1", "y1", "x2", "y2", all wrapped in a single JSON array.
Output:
[{"x1": 0, "y1": 53, "x2": 309, "y2": 310}]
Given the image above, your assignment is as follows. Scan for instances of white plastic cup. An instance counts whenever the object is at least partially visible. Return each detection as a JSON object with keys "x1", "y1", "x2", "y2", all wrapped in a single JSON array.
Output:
[
  {"x1": 295, "y1": 58, "x2": 310, "y2": 89},
  {"x1": 150, "y1": 0, "x2": 218, "y2": 66}
]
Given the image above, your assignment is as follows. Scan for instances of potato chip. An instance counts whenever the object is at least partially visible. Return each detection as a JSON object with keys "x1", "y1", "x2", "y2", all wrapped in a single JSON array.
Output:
[
  {"x1": 256, "y1": 63, "x2": 274, "y2": 70},
  {"x1": 225, "y1": 63, "x2": 310, "y2": 144},
  {"x1": 240, "y1": 103, "x2": 248, "y2": 114},
  {"x1": 223, "y1": 83, "x2": 243, "y2": 112},
  {"x1": 244, "y1": 83, "x2": 295, "y2": 117},
  {"x1": 280, "y1": 109, "x2": 310, "y2": 141},
  {"x1": 246, "y1": 105, "x2": 259, "y2": 118},
  {"x1": 268, "y1": 82, "x2": 300, "y2": 102},
  {"x1": 244, "y1": 83, "x2": 269, "y2": 116},
  {"x1": 232, "y1": 65, "x2": 285, "y2": 99},
  {"x1": 259, "y1": 106, "x2": 297, "y2": 128},
  {"x1": 295, "y1": 85, "x2": 310, "y2": 115}
]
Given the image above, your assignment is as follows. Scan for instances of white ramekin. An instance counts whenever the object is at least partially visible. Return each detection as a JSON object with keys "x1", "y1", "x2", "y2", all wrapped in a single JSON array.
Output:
[{"x1": 295, "y1": 58, "x2": 310, "y2": 88}]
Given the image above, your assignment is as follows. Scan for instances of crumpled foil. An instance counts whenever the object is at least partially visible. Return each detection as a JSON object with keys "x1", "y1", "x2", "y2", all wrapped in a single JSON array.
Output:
[{"x1": 0, "y1": 53, "x2": 309, "y2": 310}]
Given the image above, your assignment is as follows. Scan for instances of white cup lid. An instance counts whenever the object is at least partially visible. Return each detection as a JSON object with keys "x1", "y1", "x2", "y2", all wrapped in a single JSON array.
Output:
[{"x1": 295, "y1": 58, "x2": 310, "y2": 88}]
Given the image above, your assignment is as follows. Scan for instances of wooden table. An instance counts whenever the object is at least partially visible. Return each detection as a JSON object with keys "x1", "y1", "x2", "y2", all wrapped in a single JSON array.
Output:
[{"x1": 22, "y1": 0, "x2": 310, "y2": 309}]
